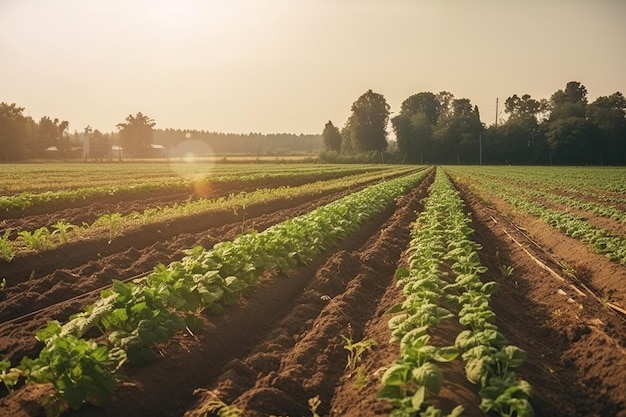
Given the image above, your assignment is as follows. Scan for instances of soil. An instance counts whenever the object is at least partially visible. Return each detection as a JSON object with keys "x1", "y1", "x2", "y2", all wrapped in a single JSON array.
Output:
[{"x1": 1, "y1": 166, "x2": 625, "y2": 417}]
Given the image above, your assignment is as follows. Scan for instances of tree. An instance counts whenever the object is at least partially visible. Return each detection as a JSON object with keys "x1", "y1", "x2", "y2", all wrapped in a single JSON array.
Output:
[
  {"x1": 504, "y1": 94, "x2": 548, "y2": 120},
  {"x1": 0, "y1": 102, "x2": 28, "y2": 161},
  {"x1": 587, "y1": 92, "x2": 626, "y2": 164},
  {"x1": 400, "y1": 92, "x2": 440, "y2": 124},
  {"x1": 433, "y1": 98, "x2": 482, "y2": 163},
  {"x1": 549, "y1": 81, "x2": 588, "y2": 120},
  {"x1": 322, "y1": 120, "x2": 342, "y2": 152},
  {"x1": 346, "y1": 89, "x2": 390, "y2": 152},
  {"x1": 392, "y1": 113, "x2": 433, "y2": 163},
  {"x1": 35, "y1": 116, "x2": 69, "y2": 156},
  {"x1": 116, "y1": 112, "x2": 156, "y2": 156},
  {"x1": 545, "y1": 117, "x2": 597, "y2": 164}
]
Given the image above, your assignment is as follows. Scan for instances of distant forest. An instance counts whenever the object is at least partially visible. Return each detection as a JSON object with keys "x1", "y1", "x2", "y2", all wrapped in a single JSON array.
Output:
[
  {"x1": 1, "y1": 80, "x2": 624, "y2": 164},
  {"x1": 153, "y1": 130, "x2": 323, "y2": 156},
  {"x1": 324, "y1": 81, "x2": 626, "y2": 165}
]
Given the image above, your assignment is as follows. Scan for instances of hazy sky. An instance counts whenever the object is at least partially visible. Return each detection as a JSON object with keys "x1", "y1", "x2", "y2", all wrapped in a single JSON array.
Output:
[{"x1": 2, "y1": 0, "x2": 625, "y2": 135}]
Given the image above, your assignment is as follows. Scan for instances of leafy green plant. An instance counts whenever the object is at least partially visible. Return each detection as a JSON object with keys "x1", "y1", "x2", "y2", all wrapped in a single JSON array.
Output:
[
  {"x1": 499, "y1": 264, "x2": 514, "y2": 278},
  {"x1": 0, "y1": 230, "x2": 15, "y2": 261},
  {"x1": 51, "y1": 220, "x2": 78, "y2": 244},
  {"x1": 341, "y1": 335, "x2": 376, "y2": 374},
  {"x1": 94, "y1": 213, "x2": 124, "y2": 243},
  {"x1": 18, "y1": 227, "x2": 53, "y2": 250}
]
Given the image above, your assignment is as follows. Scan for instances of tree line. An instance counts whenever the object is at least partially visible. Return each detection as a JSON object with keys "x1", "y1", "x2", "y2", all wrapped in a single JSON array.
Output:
[
  {"x1": 2, "y1": 80, "x2": 623, "y2": 164},
  {"x1": 0, "y1": 108, "x2": 323, "y2": 161},
  {"x1": 323, "y1": 81, "x2": 625, "y2": 165}
]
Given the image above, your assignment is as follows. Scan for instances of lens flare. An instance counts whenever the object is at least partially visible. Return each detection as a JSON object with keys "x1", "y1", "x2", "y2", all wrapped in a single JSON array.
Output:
[{"x1": 167, "y1": 139, "x2": 216, "y2": 197}]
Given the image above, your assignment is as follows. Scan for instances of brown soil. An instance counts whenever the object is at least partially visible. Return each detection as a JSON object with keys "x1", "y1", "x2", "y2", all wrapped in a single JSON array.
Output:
[{"x1": 1, "y1": 166, "x2": 625, "y2": 417}]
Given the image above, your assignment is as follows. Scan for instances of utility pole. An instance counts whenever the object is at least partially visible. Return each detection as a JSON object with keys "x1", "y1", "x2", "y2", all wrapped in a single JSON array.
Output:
[
  {"x1": 495, "y1": 98, "x2": 499, "y2": 127},
  {"x1": 479, "y1": 133, "x2": 482, "y2": 165}
]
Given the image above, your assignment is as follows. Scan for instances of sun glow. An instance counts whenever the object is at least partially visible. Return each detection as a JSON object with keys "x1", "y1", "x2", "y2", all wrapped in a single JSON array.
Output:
[{"x1": 149, "y1": 0, "x2": 200, "y2": 28}]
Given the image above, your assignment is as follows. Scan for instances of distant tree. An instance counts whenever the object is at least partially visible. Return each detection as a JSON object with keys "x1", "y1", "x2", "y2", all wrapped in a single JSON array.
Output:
[
  {"x1": 542, "y1": 81, "x2": 595, "y2": 164},
  {"x1": 505, "y1": 94, "x2": 548, "y2": 120},
  {"x1": 116, "y1": 112, "x2": 156, "y2": 156},
  {"x1": 91, "y1": 129, "x2": 110, "y2": 159},
  {"x1": 400, "y1": 92, "x2": 440, "y2": 124},
  {"x1": 36, "y1": 116, "x2": 69, "y2": 155},
  {"x1": 433, "y1": 98, "x2": 482, "y2": 163},
  {"x1": 322, "y1": 120, "x2": 342, "y2": 152},
  {"x1": 549, "y1": 81, "x2": 588, "y2": 120},
  {"x1": 0, "y1": 102, "x2": 28, "y2": 161},
  {"x1": 545, "y1": 117, "x2": 597, "y2": 164},
  {"x1": 392, "y1": 113, "x2": 433, "y2": 163},
  {"x1": 587, "y1": 92, "x2": 626, "y2": 164},
  {"x1": 346, "y1": 89, "x2": 390, "y2": 152}
]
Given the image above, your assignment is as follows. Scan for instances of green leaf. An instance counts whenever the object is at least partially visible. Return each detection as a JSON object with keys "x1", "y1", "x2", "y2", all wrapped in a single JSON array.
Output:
[
  {"x1": 381, "y1": 363, "x2": 411, "y2": 386},
  {"x1": 432, "y1": 346, "x2": 459, "y2": 362},
  {"x1": 410, "y1": 385, "x2": 426, "y2": 410},
  {"x1": 412, "y1": 362, "x2": 443, "y2": 393},
  {"x1": 377, "y1": 384, "x2": 403, "y2": 400},
  {"x1": 36, "y1": 320, "x2": 62, "y2": 342}
]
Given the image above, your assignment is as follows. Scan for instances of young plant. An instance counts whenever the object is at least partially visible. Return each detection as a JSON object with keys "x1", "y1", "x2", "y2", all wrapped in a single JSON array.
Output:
[
  {"x1": 0, "y1": 230, "x2": 15, "y2": 261},
  {"x1": 499, "y1": 264, "x2": 514, "y2": 278},
  {"x1": 18, "y1": 227, "x2": 53, "y2": 250},
  {"x1": 341, "y1": 335, "x2": 377, "y2": 374},
  {"x1": 94, "y1": 213, "x2": 124, "y2": 243},
  {"x1": 52, "y1": 220, "x2": 78, "y2": 244}
]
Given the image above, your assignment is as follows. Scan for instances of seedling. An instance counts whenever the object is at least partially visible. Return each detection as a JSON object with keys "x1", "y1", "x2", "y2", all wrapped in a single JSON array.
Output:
[
  {"x1": 18, "y1": 227, "x2": 53, "y2": 250},
  {"x1": 499, "y1": 264, "x2": 514, "y2": 278},
  {"x1": 341, "y1": 335, "x2": 377, "y2": 374},
  {"x1": 0, "y1": 230, "x2": 15, "y2": 261},
  {"x1": 52, "y1": 220, "x2": 78, "y2": 244}
]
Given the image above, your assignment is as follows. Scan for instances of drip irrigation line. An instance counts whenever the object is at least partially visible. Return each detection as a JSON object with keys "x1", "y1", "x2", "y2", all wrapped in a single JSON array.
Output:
[{"x1": 0, "y1": 270, "x2": 153, "y2": 328}]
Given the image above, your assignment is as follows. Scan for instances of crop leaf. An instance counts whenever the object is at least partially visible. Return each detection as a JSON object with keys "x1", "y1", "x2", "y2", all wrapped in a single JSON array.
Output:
[
  {"x1": 411, "y1": 385, "x2": 426, "y2": 410},
  {"x1": 381, "y1": 363, "x2": 411, "y2": 386},
  {"x1": 412, "y1": 362, "x2": 444, "y2": 393},
  {"x1": 36, "y1": 320, "x2": 62, "y2": 342}
]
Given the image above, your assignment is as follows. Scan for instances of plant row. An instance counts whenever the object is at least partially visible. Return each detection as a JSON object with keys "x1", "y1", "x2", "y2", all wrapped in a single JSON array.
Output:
[
  {"x1": 0, "y1": 162, "x2": 383, "y2": 194},
  {"x1": 0, "y1": 164, "x2": 391, "y2": 211},
  {"x1": 452, "y1": 167, "x2": 626, "y2": 223},
  {"x1": 460, "y1": 166, "x2": 626, "y2": 196},
  {"x1": 0, "y1": 168, "x2": 430, "y2": 416},
  {"x1": 378, "y1": 168, "x2": 533, "y2": 417},
  {"x1": 447, "y1": 168, "x2": 626, "y2": 265},
  {"x1": 0, "y1": 166, "x2": 420, "y2": 262}
]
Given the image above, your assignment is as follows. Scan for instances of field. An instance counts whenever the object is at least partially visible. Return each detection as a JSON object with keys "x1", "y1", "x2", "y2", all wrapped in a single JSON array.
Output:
[{"x1": 0, "y1": 162, "x2": 625, "y2": 417}]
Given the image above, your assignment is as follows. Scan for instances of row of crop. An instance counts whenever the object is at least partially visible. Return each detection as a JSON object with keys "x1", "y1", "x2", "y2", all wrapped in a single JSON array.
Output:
[
  {"x1": 0, "y1": 164, "x2": 392, "y2": 211},
  {"x1": 454, "y1": 167, "x2": 626, "y2": 222},
  {"x1": 0, "y1": 168, "x2": 430, "y2": 416},
  {"x1": 0, "y1": 167, "x2": 420, "y2": 262},
  {"x1": 378, "y1": 168, "x2": 533, "y2": 417},
  {"x1": 462, "y1": 166, "x2": 626, "y2": 196},
  {"x1": 0, "y1": 163, "x2": 382, "y2": 194},
  {"x1": 446, "y1": 168, "x2": 626, "y2": 265}
]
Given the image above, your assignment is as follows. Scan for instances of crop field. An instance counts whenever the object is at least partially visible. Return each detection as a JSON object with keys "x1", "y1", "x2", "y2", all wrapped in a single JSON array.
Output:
[{"x1": 0, "y1": 162, "x2": 625, "y2": 417}]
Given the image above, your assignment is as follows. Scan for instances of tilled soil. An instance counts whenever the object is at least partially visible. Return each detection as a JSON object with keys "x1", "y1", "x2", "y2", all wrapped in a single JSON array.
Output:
[{"x1": 1, "y1": 167, "x2": 626, "y2": 417}]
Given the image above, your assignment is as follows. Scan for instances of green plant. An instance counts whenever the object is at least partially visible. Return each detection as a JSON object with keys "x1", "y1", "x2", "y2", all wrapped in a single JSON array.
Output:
[
  {"x1": 18, "y1": 227, "x2": 53, "y2": 250},
  {"x1": 499, "y1": 264, "x2": 514, "y2": 278},
  {"x1": 341, "y1": 336, "x2": 377, "y2": 374},
  {"x1": 52, "y1": 220, "x2": 78, "y2": 244},
  {"x1": 0, "y1": 230, "x2": 15, "y2": 261},
  {"x1": 94, "y1": 213, "x2": 124, "y2": 243}
]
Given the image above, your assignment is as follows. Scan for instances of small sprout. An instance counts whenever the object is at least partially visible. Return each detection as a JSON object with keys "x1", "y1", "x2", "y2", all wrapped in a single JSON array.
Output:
[{"x1": 499, "y1": 264, "x2": 514, "y2": 278}]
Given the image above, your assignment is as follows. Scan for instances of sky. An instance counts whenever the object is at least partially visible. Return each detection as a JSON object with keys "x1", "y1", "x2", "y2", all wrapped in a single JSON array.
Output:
[{"x1": 1, "y1": 0, "x2": 625, "y2": 135}]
